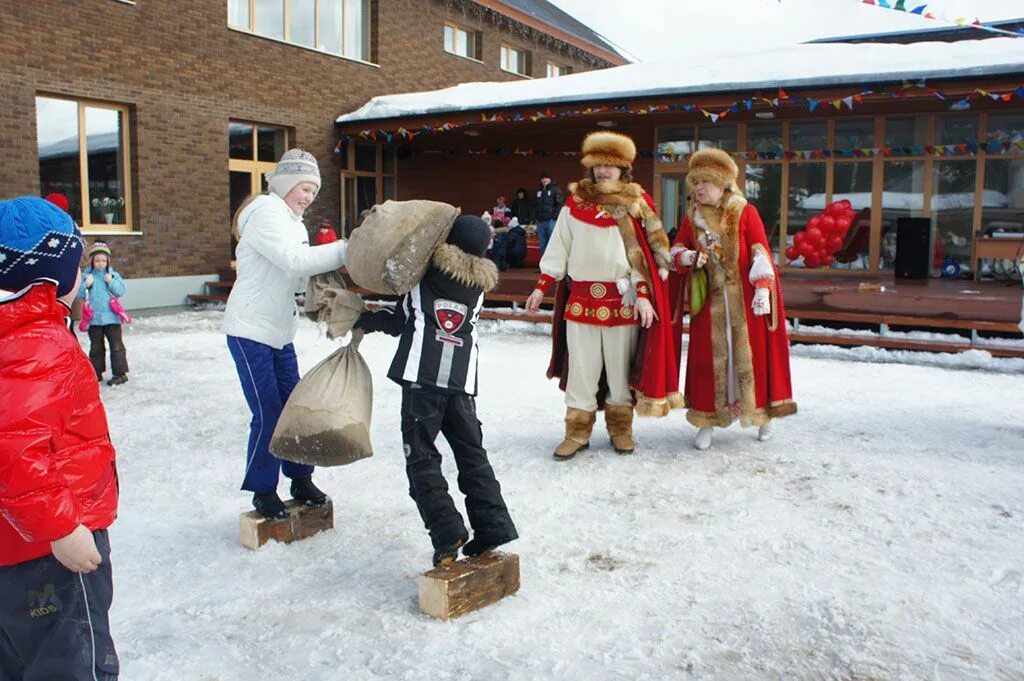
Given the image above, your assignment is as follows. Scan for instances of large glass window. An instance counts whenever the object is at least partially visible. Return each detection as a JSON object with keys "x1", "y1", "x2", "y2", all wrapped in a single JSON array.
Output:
[
  {"x1": 36, "y1": 96, "x2": 132, "y2": 231},
  {"x1": 697, "y1": 125, "x2": 737, "y2": 152},
  {"x1": 786, "y1": 163, "x2": 827, "y2": 269},
  {"x1": 835, "y1": 119, "x2": 874, "y2": 150},
  {"x1": 932, "y1": 160, "x2": 977, "y2": 278},
  {"x1": 885, "y1": 116, "x2": 928, "y2": 148},
  {"x1": 546, "y1": 62, "x2": 570, "y2": 78},
  {"x1": 937, "y1": 115, "x2": 979, "y2": 146},
  {"x1": 745, "y1": 164, "x2": 783, "y2": 261},
  {"x1": 830, "y1": 162, "x2": 873, "y2": 270},
  {"x1": 880, "y1": 161, "x2": 926, "y2": 271},
  {"x1": 231, "y1": 0, "x2": 370, "y2": 60},
  {"x1": 790, "y1": 122, "x2": 826, "y2": 151},
  {"x1": 747, "y1": 123, "x2": 782, "y2": 154},
  {"x1": 987, "y1": 113, "x2": 1024, "y2": 155},
  {"x1": 228, "y1": 121, "x2": 290, "y2": 260},
  {"x1": 980, "y1": 157, "x2": 1024, "y2": 279},
  {"x1": 657, "y1": 126, "x2": 695, "y2": 156}
]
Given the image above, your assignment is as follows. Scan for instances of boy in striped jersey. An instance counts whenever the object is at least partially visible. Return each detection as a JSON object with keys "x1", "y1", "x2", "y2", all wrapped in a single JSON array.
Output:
[{"x1": 357, "y1": 216, "x2": 518, "y2": 567}]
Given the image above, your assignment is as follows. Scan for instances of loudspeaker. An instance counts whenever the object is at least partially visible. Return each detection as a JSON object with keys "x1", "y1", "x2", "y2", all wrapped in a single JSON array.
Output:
[{"x1": 894, "y1": 217, "x2": 931, "y2": 279}]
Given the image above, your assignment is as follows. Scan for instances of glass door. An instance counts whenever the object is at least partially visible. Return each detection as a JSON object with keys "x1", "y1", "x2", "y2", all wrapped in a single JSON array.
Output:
[{"x1": 658, "y1": 174, "x2": 688, "y2": 242}]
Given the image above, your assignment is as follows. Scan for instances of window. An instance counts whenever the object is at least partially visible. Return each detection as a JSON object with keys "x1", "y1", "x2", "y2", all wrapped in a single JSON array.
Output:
[
  {"x1": 745, "y1": 163, "x2": 783, "y2": 261},
  {"x1": 444, "y1": 23, "x2": 477, "y2": 60},
  {"x1": 697, "y1": 125, "x2": 738, "y2": 152},
  {"x1": 656, "y1": 126, "x2": 695, "y2": 156},
  {"x1": 228, "y1": 121, "x2": 290, "y2": 258},
  {"x1": 546, "y1": 61, "x2": 570, "y2": 78},
  {"x1": 786, "y1": 163, "x2": 828, "y2": 269},
  {"x1": 341, "y1": 143, "x2": 395, "y2": 236},
  {"x1": 229, "y1": 0, "x2": 370, "y2": 61},
  {"x1": 932, "y1": 160, "x2": 976, "y2": 278},
  {"x1": 830, "y1": 162, "x2": 874, "y2": 270},
  {"x1": 880, "y1": 161, "x2": 927, "y2": 271},
  {"x1": 36, "y1": 96, "x2": 133, "y2": 232},
  {"x1": 745, "y1": 123, "x2": 781, "y2": 153},
  {"x1": 500, "y1": 45, "x2": 528, "y2": 75}
]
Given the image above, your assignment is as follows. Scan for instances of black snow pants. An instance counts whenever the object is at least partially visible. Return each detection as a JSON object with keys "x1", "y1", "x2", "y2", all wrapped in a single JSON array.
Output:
[
  {"x1": 400, "y1": 384, "x2": 517, "y2": 550},
  {"x1": 88, "y1": 325, "x2": 128, "y2": 379},
  {"x1": 0, "y1": 530, "x2": 118, "y2": 681}
]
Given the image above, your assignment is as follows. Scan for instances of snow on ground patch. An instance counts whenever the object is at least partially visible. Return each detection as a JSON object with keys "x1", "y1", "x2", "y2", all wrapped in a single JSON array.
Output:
[{"x1": 95, "y1": 311, "x2": 1024, "y2": 680}]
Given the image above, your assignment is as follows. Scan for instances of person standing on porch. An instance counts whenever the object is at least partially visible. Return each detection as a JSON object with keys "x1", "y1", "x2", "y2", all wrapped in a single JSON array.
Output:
[
  {"x1": 223, "y1": 149, "x2": 348, "y2": 520},
  {"x1": 534, "y1": 170, "x2": 564, "y2": 255},
  {"x1": 670, "y1": 148, "x2": 796, "y2": 450},
  {"x1": 526, "y1": 131, "x2": 681, "y2": 460}
]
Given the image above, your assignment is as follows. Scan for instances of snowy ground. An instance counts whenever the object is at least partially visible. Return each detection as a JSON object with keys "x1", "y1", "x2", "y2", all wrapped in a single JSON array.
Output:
[{"x1": 92, "y1": 310, "x2": 1024, "y2": 681}]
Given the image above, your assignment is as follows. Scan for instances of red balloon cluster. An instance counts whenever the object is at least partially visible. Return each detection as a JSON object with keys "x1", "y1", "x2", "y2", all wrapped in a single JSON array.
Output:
[{"x1": 784, "y1": 200, "x2": 856, "y2": 268}]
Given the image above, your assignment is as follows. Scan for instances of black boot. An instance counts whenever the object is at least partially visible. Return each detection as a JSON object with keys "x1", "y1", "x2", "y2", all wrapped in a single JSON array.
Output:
[
  {"x1": 252, "y1": 491, "x2": 289, "y2": 520},
  {"x1": 432, "y1": 537, "x2": 465, "y2": 568},
  {"x1": 463, "y1": 530, "x2": 518, "y2": 557},
  {"x1": 290, "y1": 477, "x2": 328, "y2": 507},
  {"x1": 107, "y1": 374, "x2": 128, "y2": 386}
]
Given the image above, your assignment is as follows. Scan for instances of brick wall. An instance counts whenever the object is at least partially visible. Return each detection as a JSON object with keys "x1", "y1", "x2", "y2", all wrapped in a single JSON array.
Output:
[{"x1": 0, "y1": 0, "x2": 615, "y2": 279}]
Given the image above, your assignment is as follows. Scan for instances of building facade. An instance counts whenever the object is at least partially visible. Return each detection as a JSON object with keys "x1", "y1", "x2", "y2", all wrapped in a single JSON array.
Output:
[{"x1": 0, "y1": 0, "x2": 622, "y2": 306}]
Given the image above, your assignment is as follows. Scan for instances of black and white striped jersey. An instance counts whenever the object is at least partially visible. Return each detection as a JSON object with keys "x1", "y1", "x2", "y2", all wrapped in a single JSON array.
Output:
[{"x1": 359, "y1": 267, "x2": 485, "y2": 396}]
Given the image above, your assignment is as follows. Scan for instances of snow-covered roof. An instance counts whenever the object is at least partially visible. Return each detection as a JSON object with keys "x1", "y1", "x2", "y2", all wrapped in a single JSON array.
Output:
[{"x1": 337, "y1": 38, "x2": 1024, "y2": 125}]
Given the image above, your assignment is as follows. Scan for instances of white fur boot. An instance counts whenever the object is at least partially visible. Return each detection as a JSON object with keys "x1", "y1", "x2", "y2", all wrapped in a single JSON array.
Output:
[
  {"x1": 694, "y1": 427, "x2": 713, "y2": 450},
  {"x1": 758, "y1": 420, "x2": 775, "y2": 442}
]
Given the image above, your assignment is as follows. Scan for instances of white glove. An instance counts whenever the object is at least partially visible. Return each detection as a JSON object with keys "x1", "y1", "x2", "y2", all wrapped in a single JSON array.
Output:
[
  {"x1": 670, "y1": 245, "x2": 693, "y2": 267},
  {"x1": 616, "y1": 277, "x2": 631, "y2": 295},
  {"x1": 752, "y1": 287, "x2": 770, "y2": 316}
]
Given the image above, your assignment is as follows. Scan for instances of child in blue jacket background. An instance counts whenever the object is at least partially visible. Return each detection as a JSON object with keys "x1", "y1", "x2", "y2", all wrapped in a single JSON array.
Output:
[{"x1": 78, "y1": 241, "x2": 129, "y2": 385}]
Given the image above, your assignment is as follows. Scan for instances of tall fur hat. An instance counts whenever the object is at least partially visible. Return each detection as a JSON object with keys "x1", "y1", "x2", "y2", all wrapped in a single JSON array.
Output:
[
  {"x1": 686, "y1": 148, "x2": 739, "y2": 192},
  {"x1": 581, "y1": 131, "x2": 636, "y2": 170}
]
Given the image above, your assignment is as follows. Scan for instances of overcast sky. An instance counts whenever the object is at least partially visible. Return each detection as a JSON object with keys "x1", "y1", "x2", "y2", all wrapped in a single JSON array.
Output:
[{"x1": 549, "y1": 0, "x2": 1024, "y2": 62}]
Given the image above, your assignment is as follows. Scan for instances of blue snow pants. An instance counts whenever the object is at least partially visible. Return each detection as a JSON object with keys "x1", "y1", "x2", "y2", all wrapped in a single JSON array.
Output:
[{"x1": 227, "y1": 336, "x2": 313, "y2": 493}]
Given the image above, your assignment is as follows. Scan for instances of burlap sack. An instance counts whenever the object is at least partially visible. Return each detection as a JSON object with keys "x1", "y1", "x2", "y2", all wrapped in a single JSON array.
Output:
[
  {"x1": 346, "y1": 200, "x2": 459, "y2": 295},
  {"x1": 269, "y1": 332, "x2": 373, "y2": 467},
  {"x1": 304, "y1": 270, "x2": 365, "y2": 340}
]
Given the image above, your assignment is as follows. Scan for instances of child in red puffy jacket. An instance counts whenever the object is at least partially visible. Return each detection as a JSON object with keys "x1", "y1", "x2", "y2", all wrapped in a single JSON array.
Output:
[
  {"x1": 0, "y1": 197, "x2": 120, "y2": 680},
  {"x1": 314, "y1": 220, "x2": 339, "y2": 246}
]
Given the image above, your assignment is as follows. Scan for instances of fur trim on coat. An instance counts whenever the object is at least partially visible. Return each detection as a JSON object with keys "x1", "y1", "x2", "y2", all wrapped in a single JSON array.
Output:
[
  {"x1": 570, "y1": 179, "x2": 673, "y2": 279},
  {"x1": 431, "y1": 243, "x2": 500, "y2": 292}
]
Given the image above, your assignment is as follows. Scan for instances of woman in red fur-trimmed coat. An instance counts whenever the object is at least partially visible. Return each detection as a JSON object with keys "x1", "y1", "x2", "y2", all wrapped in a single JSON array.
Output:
[{"x1": 670, "y1": 148, "x2": 796, "y2": 451}]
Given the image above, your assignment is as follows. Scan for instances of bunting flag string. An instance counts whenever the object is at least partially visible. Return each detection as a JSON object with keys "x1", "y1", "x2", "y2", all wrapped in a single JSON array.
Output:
[
  {"x1": 335, "y1": 82, "x2": 1024, "y2": 149},
  {"x1": 403, "y1": 138, "x2": 1024, "y2": 160},
  {"x1": 657, "y1": 138, "x2": 1024, "y2": 163},
  {"x1": 854, "y1": 1, "x2": 1024, "y2": 38}
]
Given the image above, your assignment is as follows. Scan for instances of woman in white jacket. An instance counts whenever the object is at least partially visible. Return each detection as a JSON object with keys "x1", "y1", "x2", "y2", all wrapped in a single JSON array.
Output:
[{"x1": 223, "y1": 149, "x2": 347, "y2": 520}]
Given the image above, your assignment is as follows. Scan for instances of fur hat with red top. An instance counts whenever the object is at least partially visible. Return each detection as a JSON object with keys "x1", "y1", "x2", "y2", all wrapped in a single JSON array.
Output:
[{"x1": 580, "y1": 131, "x2": 637, "y2": 170}]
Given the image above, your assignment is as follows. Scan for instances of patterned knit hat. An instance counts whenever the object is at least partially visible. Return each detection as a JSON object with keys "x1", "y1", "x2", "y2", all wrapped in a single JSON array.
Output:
[
  {"x1": 0, "y1": 197, "x2": 84, "y2": 296},
  {"x1": 265, "y1": 149, "x2": 321, "y2": 200},
  {"x1": 89, "y1": 241, "x2": 112, "y2": 259}
]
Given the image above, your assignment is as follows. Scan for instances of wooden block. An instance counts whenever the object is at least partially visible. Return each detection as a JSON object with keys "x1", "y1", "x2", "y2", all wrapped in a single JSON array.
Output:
[
  {"x1": 418, "y1": 552, "x2": 520, "y2": 621},
  {"x1": 239, "y1": 499, "x2": 333, "y2": 550}
]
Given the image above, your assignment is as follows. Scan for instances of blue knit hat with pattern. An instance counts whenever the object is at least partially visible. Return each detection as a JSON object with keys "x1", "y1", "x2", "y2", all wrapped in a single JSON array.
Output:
[{"x1": 0, "y1": 197, "x2": 84, "y2": 296}]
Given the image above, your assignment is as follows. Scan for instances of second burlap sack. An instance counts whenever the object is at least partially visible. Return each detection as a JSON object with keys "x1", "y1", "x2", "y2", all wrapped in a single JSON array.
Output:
[
  {"x1": 346, "y1": 199, "x2": 459, "y2": 295},
  {"x1": 269, "y1": 331, "x2": 373, "y2": 467}
]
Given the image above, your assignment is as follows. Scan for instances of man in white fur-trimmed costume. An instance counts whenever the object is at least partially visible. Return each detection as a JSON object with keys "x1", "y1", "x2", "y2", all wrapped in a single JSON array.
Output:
[
  {"x1": 670, "y1": 148, "x2": 797, "y2": 451},
  {"x1": 526, "y1": 131, "x2": 682, "y2": 460}
]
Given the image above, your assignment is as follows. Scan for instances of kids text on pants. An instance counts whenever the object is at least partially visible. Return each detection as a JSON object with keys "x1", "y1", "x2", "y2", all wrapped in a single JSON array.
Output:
[
  {"x1": 0, "y1": 197, "x2": 120, "y2": 681},
  {"x1": 222, "y1": 149, "x2": 348, "y2": 520},
  {"x1": 357, "y1": 215, "x2": 518, "y2": 567},
  {"x1": 78, "y1": 241, "x2": 129, "y2": 385}
]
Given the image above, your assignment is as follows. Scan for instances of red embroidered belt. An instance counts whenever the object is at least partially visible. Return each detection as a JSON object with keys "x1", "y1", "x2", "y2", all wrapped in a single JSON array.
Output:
[{"x1": 566, "y1": 280, "x2": 635, "y2": 327}]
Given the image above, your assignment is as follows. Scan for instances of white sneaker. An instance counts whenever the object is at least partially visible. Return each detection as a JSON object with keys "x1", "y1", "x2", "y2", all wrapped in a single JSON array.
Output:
[
  {"x1": 758, "y1": 420, "x2": 774, "y2": 442},
  {"x1": 694, "y1": 427, "x2": 713, "y2": 450}
]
